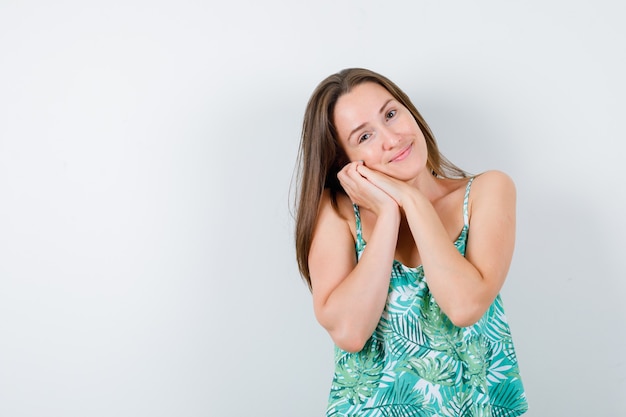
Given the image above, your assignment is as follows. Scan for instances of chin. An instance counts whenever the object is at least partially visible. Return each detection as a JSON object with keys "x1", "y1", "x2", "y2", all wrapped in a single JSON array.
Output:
[{"x1": 389, "y1": 166, "x2": 424, "y2": 181}]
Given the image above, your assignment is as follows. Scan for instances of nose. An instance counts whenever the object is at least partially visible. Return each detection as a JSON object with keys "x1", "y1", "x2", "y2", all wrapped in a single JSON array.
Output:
[{"x1": 380, "y1": 127, "x2": 400, "y2": 150}]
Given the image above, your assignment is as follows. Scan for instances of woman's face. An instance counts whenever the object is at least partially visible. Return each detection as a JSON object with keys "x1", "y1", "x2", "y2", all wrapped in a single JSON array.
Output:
[{"x1": 333, "y1": 82, "x2": 428, "y2": 181}]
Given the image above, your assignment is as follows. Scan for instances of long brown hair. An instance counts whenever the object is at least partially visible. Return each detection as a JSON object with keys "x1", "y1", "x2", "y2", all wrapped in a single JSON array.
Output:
[{"x1": 294, "y1": 68, "x2": 467, "y2": 289}]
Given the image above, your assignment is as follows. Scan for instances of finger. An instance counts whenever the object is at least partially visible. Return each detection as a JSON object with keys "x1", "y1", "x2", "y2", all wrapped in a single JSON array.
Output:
[
  {"x1": 355, "y1": 163, "x2": 376, "y2": 179},
  {"x1": 347, "y1": 160, "x2": 362, "y2": 174},
  {"x1": 338, "y1": 167, "x2": 360, "y2": 192},
  {"x1": 358, "y1": 165, "x2": 391, "y2": 184},
  {"x1": 345, "y1": 163, "x2": 366, "y2": 181},
  {"x1": 340, "y1": 161, "x2": 360, "y2": 177}
]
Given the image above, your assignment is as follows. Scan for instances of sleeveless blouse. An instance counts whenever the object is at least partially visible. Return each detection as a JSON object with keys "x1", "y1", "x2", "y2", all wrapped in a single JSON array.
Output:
[{"x1": 326, "y1": 178, "x2": 528, "y2": 417}]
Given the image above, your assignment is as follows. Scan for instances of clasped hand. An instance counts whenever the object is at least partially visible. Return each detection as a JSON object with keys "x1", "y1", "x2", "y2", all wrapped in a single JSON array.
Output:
[{"x1": 337, "y1": 161, "x2": 412, "y2": 215}]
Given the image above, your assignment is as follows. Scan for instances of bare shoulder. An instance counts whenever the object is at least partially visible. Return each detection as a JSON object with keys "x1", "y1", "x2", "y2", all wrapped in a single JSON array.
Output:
[
  {"x1": 309, "y1": 189, "x2": 357, "y2": 294},
  {"x1": 467, "y1": 170, "x2": 516, "y2": 224},
  {"x1": 471, "y1": 170, "x2": 516, "y2": 199},
  {"x1": 318, "y1": 189, "x2": 355, "y2": 218},
  {"x1": 315, "y1": 189, "x2": 356, "y2": 235}
]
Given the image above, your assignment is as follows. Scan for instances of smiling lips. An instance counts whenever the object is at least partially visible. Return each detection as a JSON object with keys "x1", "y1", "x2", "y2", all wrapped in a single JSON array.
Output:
[{"x1": 389, "y1": 144, "x2": 412, "y2": 163}]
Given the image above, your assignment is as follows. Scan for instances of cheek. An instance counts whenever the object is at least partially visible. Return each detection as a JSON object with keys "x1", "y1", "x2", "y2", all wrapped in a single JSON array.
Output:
[
  {"x1": 360, "y1": 148, "x2": 382, "y2": 165},
  {"x1": 342, "y1": 145, "x2": 369, "y2": 163}
]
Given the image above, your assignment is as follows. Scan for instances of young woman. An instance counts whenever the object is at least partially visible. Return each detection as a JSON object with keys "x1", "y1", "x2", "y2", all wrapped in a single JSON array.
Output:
[{"x1": 294, "y1": 68, "x2": 527, "y2": 416}]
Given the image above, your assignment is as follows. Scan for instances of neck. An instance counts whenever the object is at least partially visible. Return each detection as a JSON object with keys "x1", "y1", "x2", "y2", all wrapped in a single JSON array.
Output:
[{"x1": 407, "y1": 171, "x2": 447, "y2": 203}]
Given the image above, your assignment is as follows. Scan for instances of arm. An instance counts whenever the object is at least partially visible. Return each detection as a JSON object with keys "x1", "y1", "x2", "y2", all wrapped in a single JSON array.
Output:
[
  {"x1": 308, "y1": 163, "x2": 400, "y2": 352},
  {"x1": 360, "y1": 168, "x2": 516, "y2": 327}
]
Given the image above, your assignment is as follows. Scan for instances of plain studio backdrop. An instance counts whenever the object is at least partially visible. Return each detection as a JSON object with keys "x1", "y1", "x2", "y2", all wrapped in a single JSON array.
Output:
[{"x1": 1, "y1": 1, "x2": 624, "y2": 416}]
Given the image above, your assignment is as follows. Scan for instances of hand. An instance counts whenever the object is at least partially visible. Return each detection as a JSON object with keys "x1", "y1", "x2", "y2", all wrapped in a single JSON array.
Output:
[
  {"x1": 337, "y1": 161, "x2": 398, "y2": 216},
  {"x1": 354, "y1": 164, "x2": 415, "y2": 208}
]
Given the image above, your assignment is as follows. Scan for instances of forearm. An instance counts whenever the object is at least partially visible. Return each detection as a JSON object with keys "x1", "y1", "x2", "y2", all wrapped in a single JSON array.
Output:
[
  {"x1": 403, "y1": 192, "x2": 490, "y2": 326},
  {"x1": 318, "y1": 209, "x2": 400, "y2": 351}
]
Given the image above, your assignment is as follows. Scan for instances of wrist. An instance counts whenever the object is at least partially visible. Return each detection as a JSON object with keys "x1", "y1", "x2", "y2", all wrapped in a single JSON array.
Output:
[
  {"x1": 376, "y1": 202, "x2": 401, "y2": 224},
  {"x1": 397, "y1": 187, "x2": 419, "y2": 210}
]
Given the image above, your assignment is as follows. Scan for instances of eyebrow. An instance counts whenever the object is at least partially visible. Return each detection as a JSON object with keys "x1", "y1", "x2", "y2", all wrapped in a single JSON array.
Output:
[{"x1": 347, "y1": 98, "x2": 394, "y2": 142}]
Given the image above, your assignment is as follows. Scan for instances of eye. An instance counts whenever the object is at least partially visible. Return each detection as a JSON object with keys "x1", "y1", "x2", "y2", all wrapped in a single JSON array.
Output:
[
  {"x1": 386, "y1": 110, "x2": 396, "y2": 120},
  {"x1": 358, "y1": 133, "x2": 371, "y2": 143}
]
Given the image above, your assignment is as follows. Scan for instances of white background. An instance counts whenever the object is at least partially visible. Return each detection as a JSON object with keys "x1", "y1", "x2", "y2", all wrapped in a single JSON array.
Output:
[{"x1": 1, "y1": 1, "x2": 625, "y2": 416}]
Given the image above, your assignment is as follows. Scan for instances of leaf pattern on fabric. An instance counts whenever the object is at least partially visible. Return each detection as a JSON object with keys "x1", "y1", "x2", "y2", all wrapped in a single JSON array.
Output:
[
  {"x1": 360, "y1": 379, "x2": 432, "y2": 417},
  {"x1": 440, "y1": 390, "x2": 492, "y2": 417},
  {"x1": 402, "y1": 356, "x2": 457, "y2": 386},
  {"x1": 330, "y1": 339, "x2": 386, "y2": 406},
  {"x1": 326, "y1": 178, "x2": 528, "y2": 416}
]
